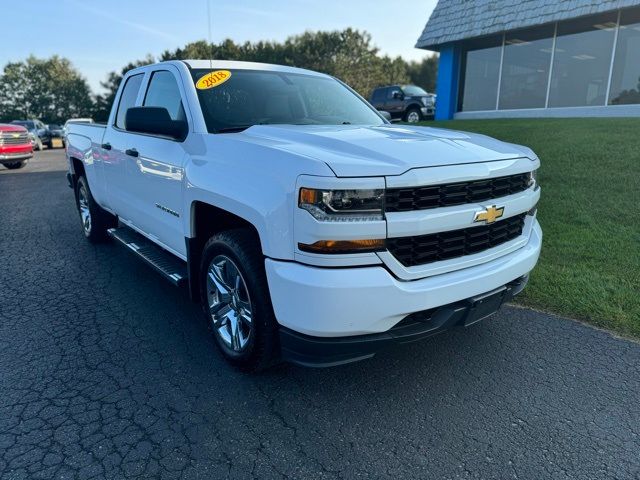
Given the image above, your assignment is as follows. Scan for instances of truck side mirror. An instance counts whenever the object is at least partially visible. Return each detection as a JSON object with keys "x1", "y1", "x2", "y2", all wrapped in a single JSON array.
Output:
[
  {"x1": 392, "y1": 91, "x2": 404, "y2": 100},
  {"x1": 125, "y1": 107, "x2": 187, "y2": 141}
]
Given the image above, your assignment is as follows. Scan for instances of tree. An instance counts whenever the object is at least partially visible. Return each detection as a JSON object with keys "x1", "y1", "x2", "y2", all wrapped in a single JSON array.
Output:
[
  {"x1": 0, "y1": 55, "x2": 94, "y2": 124},
  {"x1": 159, "y1": 29, "x2": 411, "y2": 98},
  {"x1": 96, "y1": 29, "x2": 433, "y2": 118},
  {"x1": 281, "y1": 29, "x2": 409, "y2": 97},
  {"x1": 407, "y1": 55, "x2": 438, "y2": 93}
]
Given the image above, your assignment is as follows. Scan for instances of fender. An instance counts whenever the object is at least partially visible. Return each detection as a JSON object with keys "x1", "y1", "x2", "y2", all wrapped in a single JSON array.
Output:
[
  {"x1": 181, "y1": 132, "x2": 334, "y2": 260},
  {"x1": 66, "y1": 132, "x2": 109, "y2": 205},
  {"x1": 181, "y1": 132, "x2": 334, "y2": 302},
  {"x1": 406, "y1": 102, "x2": 424, "y2": 112}
]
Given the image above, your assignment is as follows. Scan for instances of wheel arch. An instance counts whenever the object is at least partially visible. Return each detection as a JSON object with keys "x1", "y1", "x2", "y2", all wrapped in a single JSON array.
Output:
[
  {"x1": 186, "y1": 200, "x2": 265, "y2": 303},
  {"x1": 69, "y1": 156, "x2": 85, "y2": 190}
]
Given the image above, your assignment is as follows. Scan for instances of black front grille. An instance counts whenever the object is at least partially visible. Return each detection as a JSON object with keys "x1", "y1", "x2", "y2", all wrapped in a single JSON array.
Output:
[
  {"x1": 385, "y1": 173, "x2": 531, "y2": 212},
  {"x1": 387, "y1": 214, "x2": 526, "y2": 267}
]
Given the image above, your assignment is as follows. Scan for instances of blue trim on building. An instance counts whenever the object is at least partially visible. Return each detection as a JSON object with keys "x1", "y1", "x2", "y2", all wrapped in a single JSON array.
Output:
[{"x1": 435, "y1": 44, "x2": 461, "y2": 120}]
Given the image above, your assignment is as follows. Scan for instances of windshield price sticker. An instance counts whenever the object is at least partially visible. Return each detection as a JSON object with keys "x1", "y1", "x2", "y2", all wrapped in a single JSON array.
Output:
[{"x1": 196, "y1": 70, "x2": 232, "y2": 90}]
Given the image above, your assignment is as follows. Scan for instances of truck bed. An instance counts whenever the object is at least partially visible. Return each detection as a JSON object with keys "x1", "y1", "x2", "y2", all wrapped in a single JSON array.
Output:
[{"x1": 66, "y1": 123, "x2": 106, "y2": 161}]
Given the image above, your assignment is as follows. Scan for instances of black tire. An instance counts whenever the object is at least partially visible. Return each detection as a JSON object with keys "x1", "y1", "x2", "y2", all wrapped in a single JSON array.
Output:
[
  {"x1": 404, "y1": 107, "x2": 423, "y2": 123},
  {"x1": 4, "y1": 160, "x2": 26, "y2": 170},
  {"x1": 47, "y1": 140, "x2": 53, "y2": 149},
  {"x1": 199, "y1": 229, "x2": 279, "y2": 371},
  {"x1": 74, "y1": 176, "x2": 117, "y2": 243}
]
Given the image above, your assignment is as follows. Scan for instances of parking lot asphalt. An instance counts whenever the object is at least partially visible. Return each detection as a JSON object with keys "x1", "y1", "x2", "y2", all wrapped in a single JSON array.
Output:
[{"x1": 1, "y1": 150, "x2": 639, "y2": 480}]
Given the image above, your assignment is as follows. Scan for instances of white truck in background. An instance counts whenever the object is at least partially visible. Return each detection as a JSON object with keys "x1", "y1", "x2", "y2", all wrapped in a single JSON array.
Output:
[{"x1": 66, "y1": 60, "x2": 541, "y2": 370}]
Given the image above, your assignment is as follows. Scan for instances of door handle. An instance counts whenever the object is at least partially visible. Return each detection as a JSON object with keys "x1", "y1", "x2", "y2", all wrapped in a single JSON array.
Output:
[
  {"x1": 125, "y1": 148, "x2": 139, "y2": 157},
  {"x1": 101, "y1": 142, "x2": 112, "y2": 150}
]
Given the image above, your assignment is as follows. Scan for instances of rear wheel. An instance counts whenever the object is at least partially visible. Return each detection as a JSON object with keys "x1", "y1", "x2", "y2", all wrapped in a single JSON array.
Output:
[
  {"x1": 404, "y1": 107, "x2": 422, "y2": 123},
  {"x1": 75, "y1": 176, "x2": 117, "y2": 243},
  {"x1": 3, "y1": 160, "x2": 26, "y2": 170},
  {"x1": 200, "y1": 229, "x2": 279, "y2": 371}
]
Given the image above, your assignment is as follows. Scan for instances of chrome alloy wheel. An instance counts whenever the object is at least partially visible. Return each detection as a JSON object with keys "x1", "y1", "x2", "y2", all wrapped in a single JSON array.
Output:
[
  {"x1": 78, "y1": 184, "x2": 91, "y2": 235},
  {"x1": 206, "y1": 255, "x2": 253, "y2": 351},
  {"x1": 406, "y1": 110, "x2": 420, "y2": 123}
]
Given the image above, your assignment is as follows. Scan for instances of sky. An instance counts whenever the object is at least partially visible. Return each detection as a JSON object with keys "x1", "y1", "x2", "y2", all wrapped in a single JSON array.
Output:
[{"x1": 1, "y1": 0, "x2": 437, "y2": 94}]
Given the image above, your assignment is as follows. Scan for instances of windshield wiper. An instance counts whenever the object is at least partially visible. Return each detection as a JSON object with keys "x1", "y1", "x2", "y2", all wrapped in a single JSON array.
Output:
[{"x1": 216, "y1": 125, "x2": 253, "y2": 133}]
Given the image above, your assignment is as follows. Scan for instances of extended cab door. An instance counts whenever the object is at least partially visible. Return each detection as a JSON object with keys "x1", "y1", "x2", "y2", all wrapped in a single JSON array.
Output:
[
  {"x1": 120, "y1": 67, "x2": 190, "y2": 257},
  {"x1": 101, "y1": 72, "x2": 146, "y2": 215},
  {"x1": 370, "y1": 88, "x2": 386, "y2": 110}
]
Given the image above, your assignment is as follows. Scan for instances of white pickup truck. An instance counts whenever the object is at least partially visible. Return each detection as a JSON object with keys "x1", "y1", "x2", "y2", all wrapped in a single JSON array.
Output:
[{"x1": 66, "y1": 60, "x2": 541, "y2": 370}]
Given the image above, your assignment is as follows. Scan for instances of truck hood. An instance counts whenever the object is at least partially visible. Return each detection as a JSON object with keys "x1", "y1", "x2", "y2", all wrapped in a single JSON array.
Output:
[
  {"x1": 0, "y1": 124, "x2": 28, "y2": 133},
  {"x1": 241, "y1": 124, "x2": 536, "y2": 177}
]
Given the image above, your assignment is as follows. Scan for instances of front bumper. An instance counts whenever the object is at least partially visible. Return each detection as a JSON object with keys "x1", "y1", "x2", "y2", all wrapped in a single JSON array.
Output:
[
  {"x1": 280, "y1": 275, "x2": 528, "y2": 367},
  {"x1": 0, "y1": 151, "x2": 33, "y2": 163},
  {"x1": 420, "y1": 106, "x2": 434, "y2": 116},
  {"x1": 266, "y1": 220, "x2": 541, "y2": 338}
]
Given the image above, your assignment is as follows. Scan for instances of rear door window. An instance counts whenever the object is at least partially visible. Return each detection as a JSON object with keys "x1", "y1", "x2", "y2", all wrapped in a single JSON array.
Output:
[
  {"x1": 372, "y1": 89, "x2": 386, "y2": 103},
  {"x1": 115, "y1": 73, "x2": 144, "y2": 129}
]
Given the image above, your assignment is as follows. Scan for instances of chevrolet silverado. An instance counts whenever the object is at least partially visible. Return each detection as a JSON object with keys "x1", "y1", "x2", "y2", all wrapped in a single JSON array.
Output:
[
  {"x1": 65, "y1": 60, "x2": 542, "y2": 370},
  {"x1": 0, "y1": 124, "x2": 33, "y2": 169}
]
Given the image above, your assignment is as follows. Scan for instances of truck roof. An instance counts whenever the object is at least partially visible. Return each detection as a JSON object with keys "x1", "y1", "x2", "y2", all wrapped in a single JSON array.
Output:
[{"x1": 179, "y1": 60, "x2": 330, "y2": 78}]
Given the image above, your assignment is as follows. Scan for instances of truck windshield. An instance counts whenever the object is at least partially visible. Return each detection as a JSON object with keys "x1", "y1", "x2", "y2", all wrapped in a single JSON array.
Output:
[
  {"x1": 12, "y1": 121, "x2": 35, "y2": 130},
  {"x1": 401, "y1": 85, "x2": 428, "y2": 96},
  {"x1": 191, "y1": 69, "x2": 384, "y2": 133}
]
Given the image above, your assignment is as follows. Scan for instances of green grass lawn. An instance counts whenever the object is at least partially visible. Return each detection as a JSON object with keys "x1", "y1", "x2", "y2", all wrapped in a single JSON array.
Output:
[{"x1": 421, "y1": 118, "x2": 640, "y2": 338}]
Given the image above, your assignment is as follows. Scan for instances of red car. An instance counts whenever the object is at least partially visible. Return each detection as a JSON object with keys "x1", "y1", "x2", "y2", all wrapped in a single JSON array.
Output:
[{"x1": 0, "y1": 123, "x2": 33, "y2": 169}]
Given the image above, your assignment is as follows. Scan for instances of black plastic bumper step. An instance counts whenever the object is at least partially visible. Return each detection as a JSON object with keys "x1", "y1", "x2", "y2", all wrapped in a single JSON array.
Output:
[{"x1": 108, "y1": 227, "x2": 187, "y2": 287}]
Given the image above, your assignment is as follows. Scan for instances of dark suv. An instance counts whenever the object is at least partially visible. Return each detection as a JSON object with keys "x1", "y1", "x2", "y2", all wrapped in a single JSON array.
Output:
[
  {"x1": 369, "y1": 85, "x2": 435, "y2": 123},
  {"x1": 11, "y1": 119, "x2": 53, "y2": 150}
]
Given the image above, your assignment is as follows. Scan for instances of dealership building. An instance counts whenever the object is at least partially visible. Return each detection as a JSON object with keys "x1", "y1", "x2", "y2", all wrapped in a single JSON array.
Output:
[{"x1": 416, "y1": 0, "x2": 640, "y2": 119}]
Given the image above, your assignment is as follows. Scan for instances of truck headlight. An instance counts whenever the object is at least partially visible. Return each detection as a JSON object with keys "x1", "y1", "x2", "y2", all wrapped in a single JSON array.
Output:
[{"x1": 298, "y1": 188, "x2": 384, "y2": 222}]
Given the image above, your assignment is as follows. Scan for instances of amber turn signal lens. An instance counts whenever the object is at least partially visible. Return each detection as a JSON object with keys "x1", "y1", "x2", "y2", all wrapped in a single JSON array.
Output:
[
  {"x1": 298, "y1": 239, "x2": 385, "y2": 254},
  {"x1": 299, "y1": 188, "x2": 319, "y2": 205}
]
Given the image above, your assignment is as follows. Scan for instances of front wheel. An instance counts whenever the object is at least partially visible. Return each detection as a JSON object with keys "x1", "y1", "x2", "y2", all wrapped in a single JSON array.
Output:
[
  {"x1": 404, "y1": 107, "x2": 422, "y2": 123},
  {"x1": 3, "y1": 160, "x2": 26, "y2": 170},
  {"x1": 75, "y1": 176, "x2": 117, "y2": 243},
  {"x1": 200, "y1": 229, "x2": 279, "y2": 371}
]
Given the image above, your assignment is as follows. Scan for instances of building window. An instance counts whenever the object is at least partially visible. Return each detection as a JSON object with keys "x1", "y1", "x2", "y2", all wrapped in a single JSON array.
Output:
[
  {"x1": 498, "y1": 25, "x2": 554, "y2": 110},
  {"x1": 548, "y1": 12, "x2": 617, "y2": 108},
  {"x1": 609, "y1": 8, "x2": 640, "y2": 105},
  {"x1": 459, "y1": 36, "x2": 502, "y2": 111}
]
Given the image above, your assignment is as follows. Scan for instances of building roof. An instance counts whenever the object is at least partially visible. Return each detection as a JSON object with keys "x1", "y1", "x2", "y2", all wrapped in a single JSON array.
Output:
[{"x1": 416, "y1": 0, "x2": 640, "y2": 50}]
